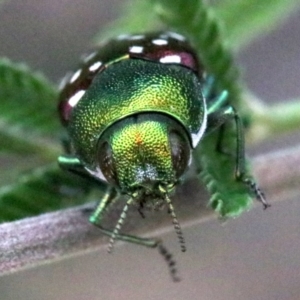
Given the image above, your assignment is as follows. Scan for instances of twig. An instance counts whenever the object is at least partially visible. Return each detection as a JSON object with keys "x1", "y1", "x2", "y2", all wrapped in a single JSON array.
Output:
[{"x1": 0, "y1": 145, "x2": 300, "y2": 275}]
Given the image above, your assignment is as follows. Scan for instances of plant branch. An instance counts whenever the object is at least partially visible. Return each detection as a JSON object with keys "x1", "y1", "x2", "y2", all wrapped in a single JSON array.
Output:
[
  {"x1": 1, "y1": 144, "x2": 300, "y2": 275},
  {"x1": 245, "y1": 94, "x2": 300, "y2": 143}
]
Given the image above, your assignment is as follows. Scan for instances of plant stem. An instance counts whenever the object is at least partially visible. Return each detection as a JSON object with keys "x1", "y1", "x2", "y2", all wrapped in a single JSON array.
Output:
[{"x1": 1, "y1": 144, "x2": 300, "y2": 275}]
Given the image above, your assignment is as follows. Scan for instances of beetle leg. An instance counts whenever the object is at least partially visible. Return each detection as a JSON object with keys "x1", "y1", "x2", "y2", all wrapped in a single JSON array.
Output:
[
  {"x1": 58, "y1": 155, "x2": 98, "y2": 182},
  {"x1": 205, "y1": 106, "x2": 270, "y2": 209},
  {"x1": 202, "y1": 75, "x2": 215, "y2": 98},
  {"x1": 90, "y1": 187, "x2": 180, "y2": 281},
  {"x1": 59, "y1": 132, "x2": 73, "y2": 154},
  {"x1": 58, "y1": 154, "x2": 85, "y2": 171},
  {"x1": 205, "y1": 106, "x2": 245, "y2": 170},
  {"x1": 94, "y1": 223, "x2": 180, "y2": 281},
  {"x1": 90, "y1": 187, "x2": 162, "y2": 248},
  {"x1": 88, "y1": 187, "x2": 118, "y2": 223},
  {"x1": 206, "y1": 90, "x2": 229, "y2": 115}
]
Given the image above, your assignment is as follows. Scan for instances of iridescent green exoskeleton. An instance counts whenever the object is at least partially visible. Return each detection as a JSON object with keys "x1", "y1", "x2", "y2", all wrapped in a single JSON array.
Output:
[{"x1": 58, "y1": 32, "x2": 269, "y2": 281}]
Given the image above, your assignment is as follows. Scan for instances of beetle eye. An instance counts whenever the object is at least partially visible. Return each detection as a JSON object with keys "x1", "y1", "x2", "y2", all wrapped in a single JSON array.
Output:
[
  {"x1": 169, "y1": 129, "x2": 191, "y2": 178},
  {"x1": 97, "y1": 142, "x2": 118, "y2": 185}
]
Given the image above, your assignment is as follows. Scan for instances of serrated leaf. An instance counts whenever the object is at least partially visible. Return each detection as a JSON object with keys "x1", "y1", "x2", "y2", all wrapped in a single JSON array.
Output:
[
  {"x1": 0, "y1": 58, "x2": 60, "y2": 157},
  {"x1": 214, "y1": 0, "x2": 300, "y2": 50},
  {"x1": 196, "y1": 128, "x2": 253, "y2": 218},
  {"x1": 0, "y1": 164, "x2": 100, "y2": 222}
]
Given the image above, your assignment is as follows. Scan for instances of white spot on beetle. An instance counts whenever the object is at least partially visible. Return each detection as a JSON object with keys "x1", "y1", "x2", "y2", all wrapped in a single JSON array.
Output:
[
  {"x1": 70, "y1": 69, "x2": 81, "y2": 84},
  {"x1": 129, "y1": 46, "x2": 144, "y2": 54},
  {"x1": 152, "y1": 39, "x2": 168, "y2": 46},
  {"x1": 89, "y1": 61, "x2": 102, "y2": 72},
  {"x1": 160, "y1": 55, "x2": 181, "y2": 64},
  {"x1": 68, "y1": 90, "x2": 85, "y2": 107}
]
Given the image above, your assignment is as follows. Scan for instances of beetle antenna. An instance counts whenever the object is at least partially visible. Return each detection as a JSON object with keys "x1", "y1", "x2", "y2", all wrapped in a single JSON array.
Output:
[
  {"x1": 158, "y1": 242, "x2": 181, "y2": 282},
  {"x1": 107, "y1": 197, "x2": 133, "y2": 253},
  {"x1": 164, "y1": 193, "x2": 186, "y2": 253}
]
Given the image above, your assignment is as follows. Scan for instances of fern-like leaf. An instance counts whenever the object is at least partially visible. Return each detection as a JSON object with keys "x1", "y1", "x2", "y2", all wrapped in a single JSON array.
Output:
[
  {"x1": 215, "y1": 0, "x2": 300, "y2": 50},
  {"x1": 0, "y1": 164, "x2": 98, "y2": 222},
  {"x1": 196, "y1": 130, "x2": 253, "y2": 218},
  {"x1": 0, "y1": 58, "x2": 60, "y2": 157}
]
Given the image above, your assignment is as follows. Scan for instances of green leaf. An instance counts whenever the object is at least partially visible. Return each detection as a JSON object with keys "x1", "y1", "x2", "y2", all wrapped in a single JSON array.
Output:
[
  {"x1": 0, "y1": 58, "x2": 60, "y2": 158},
  {"x1": 215, "y1": 0, "x2": 300, "y2": 50},
  {"x1": 246, "y1": 95, "x2": 300, "y2": 143},
  {"x1": 196, "y1": 129, "x2": 253, "y2": 218},
  {"x1": 0, "y1": 164, "x2": 97, "y2": 222}
]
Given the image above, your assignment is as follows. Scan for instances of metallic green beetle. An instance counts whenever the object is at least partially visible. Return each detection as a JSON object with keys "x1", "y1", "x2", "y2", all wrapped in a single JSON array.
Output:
[{"x1": 58, "y1": 31, "x2": 269, "y2": 280}]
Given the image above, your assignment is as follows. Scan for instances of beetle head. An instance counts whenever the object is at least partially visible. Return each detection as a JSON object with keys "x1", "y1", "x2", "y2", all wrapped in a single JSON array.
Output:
[
  {"x1": 96, "y1": 113, "x2": 189, "y2": 253},
  {"x1": 96, "y1": 113, "x2": 191, "y2": 201}
]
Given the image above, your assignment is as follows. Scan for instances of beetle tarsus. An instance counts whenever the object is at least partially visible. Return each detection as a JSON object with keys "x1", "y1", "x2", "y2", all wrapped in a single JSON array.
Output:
[
  {"x1": 243, "y1": 177, "x2": 271, "y2": 209},
  {"x1": 158, "y1": 242, "x2": 181, "y2": 282}
]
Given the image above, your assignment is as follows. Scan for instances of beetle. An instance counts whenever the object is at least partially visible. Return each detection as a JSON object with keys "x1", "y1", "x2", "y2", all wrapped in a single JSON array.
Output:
[{"x1": 58, "y1": 31, "x2": 269, "y2": 280}]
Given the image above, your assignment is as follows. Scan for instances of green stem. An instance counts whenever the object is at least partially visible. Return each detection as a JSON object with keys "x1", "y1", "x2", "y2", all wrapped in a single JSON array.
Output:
[{"x1": 246, "y1": 96, "x2": 300, "y2": 143}]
